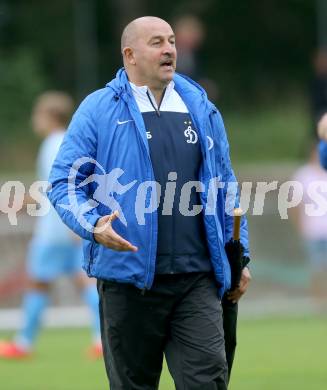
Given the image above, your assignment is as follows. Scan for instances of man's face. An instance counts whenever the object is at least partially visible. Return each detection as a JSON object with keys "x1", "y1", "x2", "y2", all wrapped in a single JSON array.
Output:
[{"x1": 131, "y1": 20, "x2": 177, "y2": 88}]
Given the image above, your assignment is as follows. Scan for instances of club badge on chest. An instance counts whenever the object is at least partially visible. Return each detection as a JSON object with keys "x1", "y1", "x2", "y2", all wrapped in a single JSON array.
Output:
[{"x1": 184, "y1": 121, "x2": 198, "y2": 144}]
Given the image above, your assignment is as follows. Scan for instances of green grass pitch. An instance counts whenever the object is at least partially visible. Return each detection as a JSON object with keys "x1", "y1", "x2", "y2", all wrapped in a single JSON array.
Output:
[{"x1": 0, "y1": 316, "x2": 326, "y2": 389}]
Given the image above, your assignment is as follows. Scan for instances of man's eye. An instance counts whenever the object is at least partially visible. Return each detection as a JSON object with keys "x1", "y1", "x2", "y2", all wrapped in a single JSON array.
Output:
[{"x1": 152, "y1": 41, "x2": 160, "y2": 46}]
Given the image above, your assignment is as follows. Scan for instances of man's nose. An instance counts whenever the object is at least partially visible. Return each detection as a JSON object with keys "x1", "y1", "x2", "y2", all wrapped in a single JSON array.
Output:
[{"x1": 162, "y1": 41, "x2": 175, "y2": 55}]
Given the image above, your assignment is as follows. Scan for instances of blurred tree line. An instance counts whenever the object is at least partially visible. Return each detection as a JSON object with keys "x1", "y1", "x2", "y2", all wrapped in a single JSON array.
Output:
[{"x1": 0, "y1": 0, "x2": 317, "y2": 171}]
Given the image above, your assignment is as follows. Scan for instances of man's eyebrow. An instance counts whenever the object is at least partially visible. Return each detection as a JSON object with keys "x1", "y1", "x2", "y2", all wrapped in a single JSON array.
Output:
[{"x1": 148, "y1": 34, "x2": 175, "y2": 42}]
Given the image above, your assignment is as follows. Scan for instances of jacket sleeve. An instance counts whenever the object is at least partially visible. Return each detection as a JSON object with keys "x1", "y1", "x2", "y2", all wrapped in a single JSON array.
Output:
[
  {"x1": 47, "y1": 96, "x2": 101, "y2": 242},
  {"x1": 210, "y1": 107, "x2": 250, "y2": 258},
  {"x1": 318, "y1": 140, "x2": 327, "y2": 170}
]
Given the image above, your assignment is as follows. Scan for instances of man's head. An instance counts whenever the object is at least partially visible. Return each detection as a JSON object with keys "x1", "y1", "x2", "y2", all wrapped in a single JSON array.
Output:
[
  {"x1": 121, "y1": 17, "x2": 177, "y2": 91},
  {"x1": 31, "y1": 91, "x2": 74, "y2": 137}
]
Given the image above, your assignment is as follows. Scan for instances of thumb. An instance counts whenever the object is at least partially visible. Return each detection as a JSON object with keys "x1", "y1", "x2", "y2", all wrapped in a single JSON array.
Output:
[
  {"x1": 110, "y1": 210, "x2": 119, "y2": 222},
  {"x1": 102, "y1": 214, "x2": 112, "y2": 223}
]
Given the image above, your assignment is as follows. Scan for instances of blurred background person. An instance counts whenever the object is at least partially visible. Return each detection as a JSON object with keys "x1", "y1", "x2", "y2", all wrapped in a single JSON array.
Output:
[
  {"x1": 174, "y1": 14, "x2": 204, "y2": 80},
  {"x1": 310, "y1": 48, "x2": 327, "y2": 138},
  {"x1": 174, "y1": 14, "x2": 219, "y2": 102},
  {"x1": 0, "y1": 91, "x2": 102, "y2": 359},
  {"x1": 291, "y1": 141, "x2": 327, "y2": 309}
]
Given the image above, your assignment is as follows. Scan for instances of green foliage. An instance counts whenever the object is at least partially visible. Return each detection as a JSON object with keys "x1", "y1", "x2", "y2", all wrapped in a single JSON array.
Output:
[
  {"x1": 0, "y1": 1, "x2": 319, "y2": 171},
  {"x1": 202, "y1": 0, "x2": 316, "y2": 104},
  {"x1": 224, "y1": 96, "x2": 311, "y2": 164},
  {"x1": 0, "y1": 49, "x2": 47, "y2": 171},
  {"x1": 1, "y1": 1, "x2": 318, "y2": 103},
  {"x1": 0, "y1": 48, "x2": 47, "y2": 135}
]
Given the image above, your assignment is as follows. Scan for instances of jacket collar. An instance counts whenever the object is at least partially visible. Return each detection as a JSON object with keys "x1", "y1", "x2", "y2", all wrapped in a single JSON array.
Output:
[
  {"x1": 106, "y1": 68, "x2": 211, "y2": 149},
  {"x1": 106, "y1": 68, "x2": 208, "y2": 109}
]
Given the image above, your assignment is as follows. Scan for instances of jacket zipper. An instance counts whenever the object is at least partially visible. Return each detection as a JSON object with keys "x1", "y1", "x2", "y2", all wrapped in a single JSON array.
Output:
[
  {"x1": 143, "y1": 88, "x2": 169, "y2": 287},
  {"x1": 123, "y1": 93, "x2": 157, "y2": 290},
  {"x1": 146, "y1": 88, "x2": 166, "y2": 117}
]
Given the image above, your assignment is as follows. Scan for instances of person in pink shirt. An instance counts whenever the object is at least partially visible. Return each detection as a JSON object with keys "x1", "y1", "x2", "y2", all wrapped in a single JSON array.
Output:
[{"x1": 292, "y1": 144, "x2": 327, "y2": 305}]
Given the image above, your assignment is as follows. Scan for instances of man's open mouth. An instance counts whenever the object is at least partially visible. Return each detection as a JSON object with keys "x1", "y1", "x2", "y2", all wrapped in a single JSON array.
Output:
[{"x1": 160, "y1": 59, "x2": 174, "y2": 69}]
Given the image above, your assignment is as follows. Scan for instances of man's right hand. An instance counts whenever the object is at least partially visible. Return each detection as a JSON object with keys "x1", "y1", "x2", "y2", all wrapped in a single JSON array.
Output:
[{"x1": 94, "y1": 211, "x2": 138, "y2": 252}]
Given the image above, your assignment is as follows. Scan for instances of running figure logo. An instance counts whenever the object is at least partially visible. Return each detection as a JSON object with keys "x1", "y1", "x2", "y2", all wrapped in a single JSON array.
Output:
[
  {"x1": 184, "y1": 121, "x2": 198, "y2": 144},
  {"x1": 58, "y1": 157, "x2": 137, "y2": 230}
]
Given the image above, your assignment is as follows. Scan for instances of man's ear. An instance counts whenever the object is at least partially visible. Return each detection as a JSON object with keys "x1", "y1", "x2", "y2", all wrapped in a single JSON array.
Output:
[{"x1": 123, "y1": 47, "x2": 136, "y2": 65}]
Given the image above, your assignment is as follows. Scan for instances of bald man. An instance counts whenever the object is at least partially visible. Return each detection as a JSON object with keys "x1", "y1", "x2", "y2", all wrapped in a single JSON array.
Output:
[{"x1": 48, "y1": 16, "x2": 250, "y2": 389}]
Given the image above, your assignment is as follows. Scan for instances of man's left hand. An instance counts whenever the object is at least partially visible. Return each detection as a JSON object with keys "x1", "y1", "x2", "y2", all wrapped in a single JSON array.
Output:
[{"x1": 227, "y1": 267, "x2": 251, "y2": 303}]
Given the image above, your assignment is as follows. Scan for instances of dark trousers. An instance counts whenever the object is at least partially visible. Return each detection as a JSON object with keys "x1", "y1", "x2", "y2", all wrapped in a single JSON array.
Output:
[
  {"x1": 98, "y1": 272, "x2": 228, "y2": 390},
  {"x1": 222, "y1": 297, "x2": 238, "y2": 382}
]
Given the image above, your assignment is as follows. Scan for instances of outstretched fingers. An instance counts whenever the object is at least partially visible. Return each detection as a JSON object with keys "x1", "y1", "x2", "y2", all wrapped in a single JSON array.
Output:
[{"x1": 94, "y1": 211, "x2": 138, "y2": 252}]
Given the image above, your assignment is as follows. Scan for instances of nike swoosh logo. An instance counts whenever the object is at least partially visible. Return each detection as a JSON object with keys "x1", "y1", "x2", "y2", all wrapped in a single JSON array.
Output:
[{"x1": 117, "y1": 119, "x2": 134, "y2": 125}]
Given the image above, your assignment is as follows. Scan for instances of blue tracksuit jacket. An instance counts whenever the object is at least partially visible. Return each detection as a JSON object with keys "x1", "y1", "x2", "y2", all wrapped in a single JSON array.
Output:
[{"x1": 48, "y1": 68, "x2": 249, "y2": 297}]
